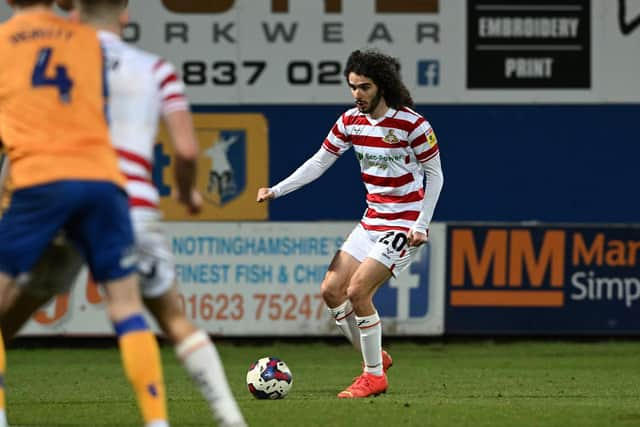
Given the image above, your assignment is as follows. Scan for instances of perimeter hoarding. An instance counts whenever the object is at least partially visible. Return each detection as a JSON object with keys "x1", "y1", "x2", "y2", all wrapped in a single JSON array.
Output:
[
  {"x1": 467, "y1": 0, "x2": 591, "y2": 88},
  {"x1": 125, "y1": 0, "x2": 638, "y2": 103},
  {"x1": 1, "y1": 2, "x2": 638, "y2": 225},
  {"x1": 446, "y1": 224, "x2": 640, "y2": 334},
  {"x1": 2, "y1": 1, "x2": 637, "y2": 103},
  {"x1": 19, "y1": 222, "x2": 445, "y2": 337}
]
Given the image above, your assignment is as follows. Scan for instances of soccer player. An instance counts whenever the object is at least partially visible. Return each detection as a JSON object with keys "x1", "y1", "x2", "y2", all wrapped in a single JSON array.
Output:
[
  {"x1": 77, "y1": 1, "x2": 246, "y2": 425},
  {"x1": 1, "y1": 1, "x2": 247, "y2": 426},
  {"x1": 257, "y1": 49, "x2": 444, "y2": 398},
  {"x1": 0, "y1": 1, "x2": 169, "y2": 426}
]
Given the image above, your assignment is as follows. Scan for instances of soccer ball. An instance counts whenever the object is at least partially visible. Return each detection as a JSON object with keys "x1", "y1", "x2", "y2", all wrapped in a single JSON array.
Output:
[{"x1": 246, "y1": 356, "x2": 293, "y2": 399}]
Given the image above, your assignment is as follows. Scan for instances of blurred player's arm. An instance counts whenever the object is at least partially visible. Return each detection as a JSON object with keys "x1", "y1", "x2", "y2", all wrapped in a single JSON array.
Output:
[
  {"x1": 0, "y1": 150, "x2": 9, "y2": 211},
  {"x1": 164, "y1": 109, "x2": 201, "y2": 215},
  {"x1": 155, "y1": 58, "x2": 202, "y2": 215},
  {"x1": 256, "y1": 148, "x2": 338, "y2": 202}
]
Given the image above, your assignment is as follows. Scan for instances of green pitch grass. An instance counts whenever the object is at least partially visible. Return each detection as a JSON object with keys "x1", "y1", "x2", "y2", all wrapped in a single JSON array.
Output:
[{"x1": 5, "y1": 340, "x2": 640, "y2": 426}]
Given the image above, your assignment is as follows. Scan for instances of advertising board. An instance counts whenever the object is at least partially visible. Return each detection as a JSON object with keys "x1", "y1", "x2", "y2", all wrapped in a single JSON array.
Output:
[
  {"x1": 19, "y1": 222, "x2": 446, "y2": 336},
  {"x1": 446, "y1": 224, "x2": 640, "y2": 334},
  {"x1": 2, "y1": 1, "x2": 636, "y2": 103}
]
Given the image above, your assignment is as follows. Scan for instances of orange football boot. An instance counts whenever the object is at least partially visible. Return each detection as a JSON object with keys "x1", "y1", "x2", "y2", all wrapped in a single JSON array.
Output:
[
  {"x1": 382, "y1": 349, "x2": 393, "y2": 373},
  {"x1": 337, "y1": 372, "x2": 388, "y2": 398}
]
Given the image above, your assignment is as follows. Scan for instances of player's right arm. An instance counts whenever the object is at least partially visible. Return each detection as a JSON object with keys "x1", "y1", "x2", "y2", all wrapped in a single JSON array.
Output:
[
  {"x1": 256, "y1": 113, "x2": 351, "y2": 202},
  {"x1": 164, "y1": 109, "x2": 201, "y2": 214},
  {"x1": 256, "y1": 148, "x2": 338, "y2": 202},
  {"x1": 154, "y1": 59, "x2": 202, "y2": 215}
]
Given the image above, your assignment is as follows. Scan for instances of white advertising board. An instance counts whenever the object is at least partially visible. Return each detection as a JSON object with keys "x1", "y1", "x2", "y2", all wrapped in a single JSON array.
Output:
[
  {"x1": 1, "y1": 1, "x2": 638, "y2": 103},
  {"x1": 19, "y1": 222, "x2": 446, "y2": 337}
]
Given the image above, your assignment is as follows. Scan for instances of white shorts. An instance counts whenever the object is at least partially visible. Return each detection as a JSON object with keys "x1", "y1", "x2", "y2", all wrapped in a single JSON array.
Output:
[
  {"x1": 340, "y1": 224, "x2": 419, "y2": 277},
  {"x1": 131, "y1": 209, "x2": 175, "y2": 298}
]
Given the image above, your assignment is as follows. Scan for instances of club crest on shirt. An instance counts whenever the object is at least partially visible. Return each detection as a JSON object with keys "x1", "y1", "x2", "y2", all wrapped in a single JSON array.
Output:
[{"x1": 383, "y1": 129, "x2": 400, "y2": 144}]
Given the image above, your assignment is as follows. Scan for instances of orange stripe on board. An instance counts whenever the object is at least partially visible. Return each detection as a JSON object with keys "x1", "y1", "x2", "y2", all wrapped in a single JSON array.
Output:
[{"x1": 450, "y1": 290, "x2": 564, "y2": 307}]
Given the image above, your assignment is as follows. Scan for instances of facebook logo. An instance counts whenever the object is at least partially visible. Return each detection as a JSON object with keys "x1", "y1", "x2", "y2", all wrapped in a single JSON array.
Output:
[
  {"x1": 417, "y1": 60, "x2": 440, "y2": 86},
  {"x1": 374, "y1": 244, "x2": 430, "y2": 319}
]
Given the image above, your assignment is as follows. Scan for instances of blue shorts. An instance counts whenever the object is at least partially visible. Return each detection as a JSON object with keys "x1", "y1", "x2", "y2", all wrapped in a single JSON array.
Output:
[{"x1": 0, "y1": 181, "x2": 136, "y2": 283}]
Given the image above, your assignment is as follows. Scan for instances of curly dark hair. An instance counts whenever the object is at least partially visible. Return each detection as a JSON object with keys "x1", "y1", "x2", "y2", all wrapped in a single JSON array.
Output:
[{"x1": 344, "y1": 49, "x2": 414, "y2": 110}]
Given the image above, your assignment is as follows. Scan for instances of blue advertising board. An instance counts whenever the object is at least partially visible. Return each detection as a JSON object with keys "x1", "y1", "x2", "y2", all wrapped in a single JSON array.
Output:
[
  {"x1": 445, "y1": 224, "x2": 640, "y2": 334},
  {"x1": 189, "y1": 104, "x2": 640, "y2": 223}
]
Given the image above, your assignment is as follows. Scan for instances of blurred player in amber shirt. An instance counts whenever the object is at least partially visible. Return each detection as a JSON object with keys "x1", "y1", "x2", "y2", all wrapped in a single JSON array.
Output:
[
  {"x1": 0, "y1": 2, "x2": 169, "y2": 427},
  {"x1": 0, "y1": 2, "x2": 124, "y2": 189}
]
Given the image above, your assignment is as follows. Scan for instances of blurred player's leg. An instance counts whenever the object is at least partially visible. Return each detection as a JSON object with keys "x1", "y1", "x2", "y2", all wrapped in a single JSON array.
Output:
[
  {"x1": 0, "y1": 279, "x2": 50, "y2": 427},
  {"x1": 137, "y1": 221, "x2": 245, "y2": 427},
  {"x1": 106, "y1": 274, "x2": 168, "y2": 427},
  {"x1": 73, "y1": 182, "x2": 169, "y2": 427},
  {"x1": 0, "y1": 272, "x2": 18, "y2": 427},
  {"x1": 145, "y1": 287, "x2": 246, "y2": 427},
  {"x1": 176, "y1": 331, "x2": 246, "y2": 427},
  {"x1": 0, "y1": 322, "x2": 6, "y2": 427},
  {"x1": 1, "y1": 239, "x2": 81, "y2": 340},
  {"x1": 0, "y1": 289, "x2": 50, "y2": 345}
]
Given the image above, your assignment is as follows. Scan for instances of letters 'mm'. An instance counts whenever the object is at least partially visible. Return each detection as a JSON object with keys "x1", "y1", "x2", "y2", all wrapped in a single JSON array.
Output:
[{"x1": 450, "y1": 229, "x2": 565, "y2": 288}]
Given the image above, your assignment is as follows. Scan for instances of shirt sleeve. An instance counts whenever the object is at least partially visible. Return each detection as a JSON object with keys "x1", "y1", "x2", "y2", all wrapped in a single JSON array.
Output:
[
  {"x1": 152, "y1": 59, "x2": 190, "y2": 116},
  {"x1": 271, "y1": 148, "x2": 339, "y2": 199},
  {"x1": 321, "y1": 113, "x2": 352, "y2": 156},
  {"x1": 412, "y1": 153, "x2": 444, "y2": 233},
  {"x1": 270, "y1": 113, "x2": 351, "y2": 198},
  {"x1": 409, "y1": 120, "x2": 443, "y2": 233},
  {"x1": 409, "y1": 119, "x2": 440, "y2": 164}
]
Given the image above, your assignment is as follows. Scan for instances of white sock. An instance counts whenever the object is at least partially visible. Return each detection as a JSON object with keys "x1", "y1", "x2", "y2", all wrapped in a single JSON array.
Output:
[
  {"x1": 145, "y1": 421, "x2": 169, "y2": 427},
  {"x1": 328, "y1": 300, "x2": 362, "y2": 351},
  {"x1": 0, "y1": 409, "x2": 6, "y2": 427},
  {"x1": 356, "y1": 312, "x2": 383, "y2": 376},
  {"x1": 176, "y1": 330, "x2": 246, "y2": 427}
]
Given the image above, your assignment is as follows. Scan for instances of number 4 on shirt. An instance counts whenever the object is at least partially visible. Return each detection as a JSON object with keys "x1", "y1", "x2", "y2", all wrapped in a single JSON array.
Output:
[{"x1": 31, "y1": 47, "x2": 73, "y2": 103}]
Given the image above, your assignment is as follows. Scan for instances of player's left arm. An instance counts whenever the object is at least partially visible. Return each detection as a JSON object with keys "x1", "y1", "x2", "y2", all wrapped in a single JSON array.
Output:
[{"x1": 408, "y1": 122, "x2": 444, "y2": 246}]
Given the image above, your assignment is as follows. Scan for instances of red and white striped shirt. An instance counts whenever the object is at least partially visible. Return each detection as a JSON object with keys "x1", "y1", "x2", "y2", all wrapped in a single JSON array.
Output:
[
  {"x1": 99, "y1": 31, "x2": 189, "y2": 211},
  {"x1": 323, "y1": 107, "x2": 440, "y2": 232}
]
